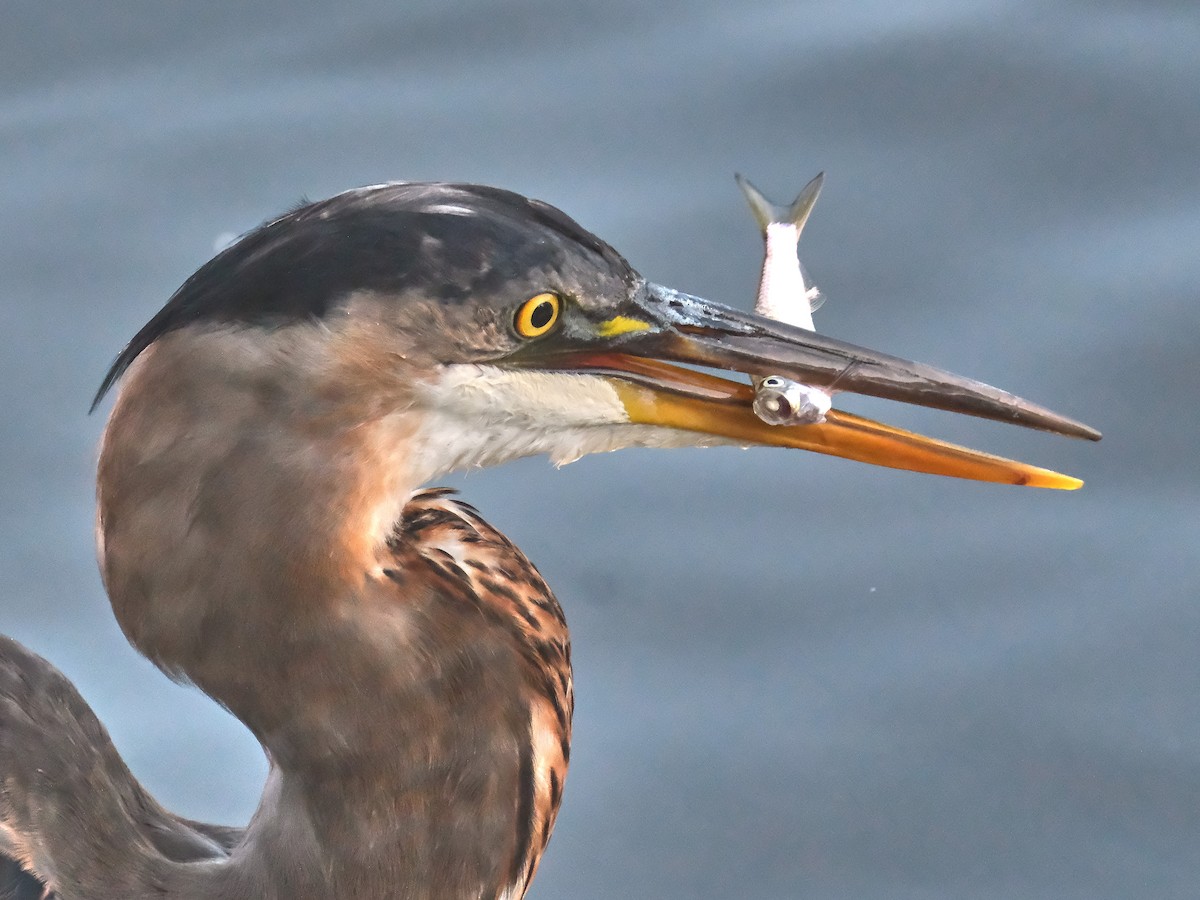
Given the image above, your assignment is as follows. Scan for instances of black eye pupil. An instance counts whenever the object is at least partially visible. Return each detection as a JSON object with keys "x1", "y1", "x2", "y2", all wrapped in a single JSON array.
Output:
[{"x1": 529, "y1": 301, "x2": 554, "y2": 329}]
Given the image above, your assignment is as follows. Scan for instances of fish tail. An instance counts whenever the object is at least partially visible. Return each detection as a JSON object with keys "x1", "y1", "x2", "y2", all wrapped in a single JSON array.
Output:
[{"x1": 735, "y1": 172, "x2": 824, "y2": 234}]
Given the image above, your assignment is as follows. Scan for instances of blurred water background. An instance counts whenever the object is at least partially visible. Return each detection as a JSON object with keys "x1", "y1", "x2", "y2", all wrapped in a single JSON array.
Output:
[{"x1": 2, "y1": 2, "x2": 1197, "y2": 897}]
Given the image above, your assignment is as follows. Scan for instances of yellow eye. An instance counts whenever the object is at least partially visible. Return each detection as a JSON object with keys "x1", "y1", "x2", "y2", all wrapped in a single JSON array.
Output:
[{"x1": 514, "y1": 293, "x2": 561, "y2": 338}]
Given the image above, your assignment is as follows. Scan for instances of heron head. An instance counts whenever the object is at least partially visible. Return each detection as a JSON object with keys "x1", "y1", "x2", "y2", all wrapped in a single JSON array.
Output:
[{"x1": 96, "y1": 182, "x2": 1097, "y2": 490}]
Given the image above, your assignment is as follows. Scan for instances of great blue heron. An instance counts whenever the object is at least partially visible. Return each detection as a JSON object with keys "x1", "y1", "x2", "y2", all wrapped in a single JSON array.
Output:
[{"x1": 0, "y1": 182, "x2": 1098, "y2": 899}]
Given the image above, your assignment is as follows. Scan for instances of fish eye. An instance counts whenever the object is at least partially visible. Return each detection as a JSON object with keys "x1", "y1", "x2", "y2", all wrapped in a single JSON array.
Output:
[{"x1": 514, "y1": 293, "x2": 561, "y2": 338}]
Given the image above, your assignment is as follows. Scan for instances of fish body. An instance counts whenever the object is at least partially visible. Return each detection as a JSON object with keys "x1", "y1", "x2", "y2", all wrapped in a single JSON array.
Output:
[{"x1": 737, "y1": 173, "x2": 833, "y2": 425}]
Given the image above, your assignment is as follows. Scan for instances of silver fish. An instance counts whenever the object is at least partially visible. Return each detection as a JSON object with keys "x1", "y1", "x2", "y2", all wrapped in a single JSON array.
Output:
[{"x1": 737, "y1": 172, "x2": 833, "y2": 426}]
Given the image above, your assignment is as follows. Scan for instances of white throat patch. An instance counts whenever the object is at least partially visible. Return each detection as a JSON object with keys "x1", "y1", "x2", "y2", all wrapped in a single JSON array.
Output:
[
  {"x1": 404, "y1": 364, "x2": 734, "y2": 484},
  {"x1": 408, "y1": 365, "x2": 630, "y2": 479},
  {"x1": 404, "y1": 363, "x2": 743, "y2": 486}
]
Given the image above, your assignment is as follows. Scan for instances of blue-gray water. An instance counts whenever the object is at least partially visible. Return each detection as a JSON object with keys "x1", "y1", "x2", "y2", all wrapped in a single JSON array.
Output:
[{"x1": 2, "y1": 2, "x2": 1197, "y2": 897}]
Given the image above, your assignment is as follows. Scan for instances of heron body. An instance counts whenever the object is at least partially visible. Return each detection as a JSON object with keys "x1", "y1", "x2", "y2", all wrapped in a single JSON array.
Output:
[
  {"x1": 0, "y1": 182, "x2": 1098, "y2": 899},
  {"x1": 1, "y1": 488, "x2": 568, "y2": 898}
]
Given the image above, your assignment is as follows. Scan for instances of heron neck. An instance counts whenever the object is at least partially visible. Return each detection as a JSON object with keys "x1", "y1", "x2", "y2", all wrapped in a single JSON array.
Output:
[
  {"x1": 95, "y1": 327, "x2": 418, "y2": 694},
  {"x1": 94, "y1": 328, "x2": 538, "y2": 897}
]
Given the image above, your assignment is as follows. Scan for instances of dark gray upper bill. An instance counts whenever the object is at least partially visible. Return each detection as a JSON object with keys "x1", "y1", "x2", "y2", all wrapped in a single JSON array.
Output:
[{"x1": 637, "y1": 284, "x2": 1102, "y2": 442}]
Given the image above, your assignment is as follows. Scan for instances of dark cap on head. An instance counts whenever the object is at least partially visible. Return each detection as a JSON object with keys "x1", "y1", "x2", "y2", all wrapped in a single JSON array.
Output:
[{"x1": 93, "y1": 182, "x2": 636, "y2": 410}]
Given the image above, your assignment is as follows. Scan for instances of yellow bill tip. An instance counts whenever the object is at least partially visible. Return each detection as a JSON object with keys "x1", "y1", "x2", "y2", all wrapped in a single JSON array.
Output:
[{"x1": 1022, "y1": 469, "x2": 1083, "y2": 491}]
